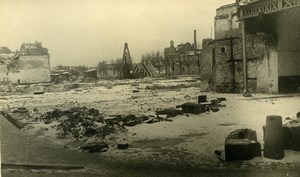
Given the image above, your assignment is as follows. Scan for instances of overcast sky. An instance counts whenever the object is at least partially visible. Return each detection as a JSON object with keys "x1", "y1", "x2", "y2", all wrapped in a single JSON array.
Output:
[{"x1": 0, "y1": 0, "x2": 233, "y2": 67}]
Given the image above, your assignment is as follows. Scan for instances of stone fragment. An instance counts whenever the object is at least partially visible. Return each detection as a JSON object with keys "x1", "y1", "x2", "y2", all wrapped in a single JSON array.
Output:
[
  {"x1": 181, "y1": 102, "x2": 205, "y2": 114},
  {"x1": 81, "y1": 142, "x2": 108, "y2": 153},
  {"x1": 12, "y1": 107, "x2": 28, "y2": 113},
  {"x1": 210, "y1": 107, "x2": 219, "y2": 112},
  {"x1": 117, "y1": 143, "x2": 129, "y2": 150},
  {"x1": 217, "y1": 97, "x2": 227, "y2": 102},
  {"x1": 198, "y1": 95, "x2": 207, "y2": 103},
  {"x1": 156, "y1": 108, "x2": 182, "y2": 118}
]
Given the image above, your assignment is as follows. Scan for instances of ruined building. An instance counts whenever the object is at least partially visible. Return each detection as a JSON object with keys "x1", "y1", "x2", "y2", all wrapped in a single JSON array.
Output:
[
  {"x1": 164, "y1": 40, "x2": 200, "y2": 76},
  {"x1": 0, "y1": 42, "x2": 51, "y2": 84},
  {"x1": 201, "y1": 0, "x2": 300, "y2": 93}
]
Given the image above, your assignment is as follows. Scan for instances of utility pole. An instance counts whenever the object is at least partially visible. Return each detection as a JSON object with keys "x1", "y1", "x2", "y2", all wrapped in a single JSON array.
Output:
[{"x1": 240, "y1": 9, "x2": 252, "y2": 97}]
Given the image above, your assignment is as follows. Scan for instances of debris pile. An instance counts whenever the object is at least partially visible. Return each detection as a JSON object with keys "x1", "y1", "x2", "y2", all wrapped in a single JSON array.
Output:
[
  {"x1": 158, "y1": 95, "x2": 227, "y2": 116},
  {"x1": 37, "y1": 107, "x2": 126, "y2": 139},
  {"x1": 283, "y1": 117, "x2": 300, "y2": 151}
]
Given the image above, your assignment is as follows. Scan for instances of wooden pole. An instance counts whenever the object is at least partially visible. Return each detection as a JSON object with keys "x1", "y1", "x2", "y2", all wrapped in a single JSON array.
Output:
[{"x1": 241, "y1": 15, "x2": 252, "y2": 97}]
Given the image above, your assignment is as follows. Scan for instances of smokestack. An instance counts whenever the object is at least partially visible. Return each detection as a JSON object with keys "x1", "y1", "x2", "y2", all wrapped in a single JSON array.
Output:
[{"x1": 194, "y1": 30, "x2": 197, "y2": 49}]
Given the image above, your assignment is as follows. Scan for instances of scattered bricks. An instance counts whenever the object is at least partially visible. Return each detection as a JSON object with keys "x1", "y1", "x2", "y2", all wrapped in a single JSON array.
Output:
[
  {"x1": 181, "y1": 102, "x2": 206, "y2": 114},
  {"x1": 156, "y1": 108, "x2": 182, "y2": 118},
  {"x1": 198, "y1": 95, "x2": 207, "y2": 103},
  {"x1": 283, "y1": 119, "x2": 300, "y2": 151},
  {"x1": 263, "y1": 115, "x2": 284, "y2": 159},
  {"x1": 225, "y1": 129, "x2": 261, "y2": 161},
  {"x1": 117, "y1": 143, "x2": 129, "y2": 150},
  {"x1": 81, "y1": 142, "x2": 108, "y2": 153}
]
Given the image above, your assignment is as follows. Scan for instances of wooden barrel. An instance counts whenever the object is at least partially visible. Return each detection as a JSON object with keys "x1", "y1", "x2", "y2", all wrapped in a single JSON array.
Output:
[{"x1": 263, "y1": 115, "x2": 284, "y2": 159}]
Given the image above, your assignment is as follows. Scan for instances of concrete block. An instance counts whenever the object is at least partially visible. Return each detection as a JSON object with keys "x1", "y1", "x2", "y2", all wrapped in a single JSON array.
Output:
[
  {"x1": 181, "y1": 102, "x2": 206, "y2": 114},
  {"x1": 283, "y1": 119, "x2": 300, "y2": 151},
  {"x1": 225, "y1": 129, "x2": 261, "y2": 161},
  {"x1": 225, "y1": 139, "x2": 261, "y2": 161},
  {"x1": 263, "y1": 115, "x2": 284, "y2": 159}
]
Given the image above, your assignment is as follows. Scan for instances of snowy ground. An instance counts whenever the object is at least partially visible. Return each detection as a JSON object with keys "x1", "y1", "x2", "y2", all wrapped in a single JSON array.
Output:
[{"x1": 1, "y1": 77, "x2": 300, "y2": 169}]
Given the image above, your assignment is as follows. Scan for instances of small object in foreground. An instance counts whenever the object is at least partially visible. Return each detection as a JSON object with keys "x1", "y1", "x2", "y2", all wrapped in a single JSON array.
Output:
[
  {"x1": 198, "y1": 95, "x2": 207, "y2": 103},
  {"x1": 225, "y1": 129, "x2": 261, "y2": 161},
  {"x1": 117, "y1": 143, "x2": 129, "y2": 150},
  {"x1": 297, "y1": 112, "x2": 300, "y2": 118},
  {"x1": 81, "y1": 142, "x2": 108, "y2": 153},
  {"x1": 12, "y1": 107, "x2": 28, "y2": 113},
  {"x1": 181, "y1": 102, "x2": 205, "y2": 114},
  {"x1": 263, "y1": 115, "x2": 284, "y2": 159},
  {"x1": 132, "y1": 90, "x2": 139, "y2": 93},
  {"x1": 285, "y1": 117, "x2": 291, "y2": 120},
  {"x1": 210, "y1": 107, "x2": 219, "y2": 112},
  {"x1": 217, "y1": 97, "x2": 227, "y2": 102},
  {"x1": 214, "y1": 150, "x2": 222, "y2": 156}
]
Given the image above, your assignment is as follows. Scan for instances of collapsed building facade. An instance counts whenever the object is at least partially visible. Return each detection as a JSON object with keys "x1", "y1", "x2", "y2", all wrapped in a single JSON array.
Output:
[
  {"x1": 201, "y1": 0, "x2": 300, "y2": 93},
  {"x1": 164, "y1": 40, "x2": 201, "y2": 76},
  {"x1": 0, "y1": 42, "x2": 51, "y2": 84}
]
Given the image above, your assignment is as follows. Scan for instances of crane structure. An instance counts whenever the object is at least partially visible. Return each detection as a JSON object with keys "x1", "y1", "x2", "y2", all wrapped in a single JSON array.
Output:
[{"x1": 122, "y1": 42, "x2": 134, "y2": 79}]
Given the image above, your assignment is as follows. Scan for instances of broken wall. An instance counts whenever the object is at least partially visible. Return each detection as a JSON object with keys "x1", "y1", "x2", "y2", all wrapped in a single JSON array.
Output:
[
  {"x1": 200, "y1": 39, "x2": 214, "y2": 80},
  {"x1": 173, "y1": 58, "x2": 199, "y2": 76},
  {"x1": 276, "y1": 7, "x2": 300, "y2": 92},
  {"x1": 212, "y1": 34, "x2": 278, "y2": 93},
  {"x1": 215, "y1": 3, "x2": 240, "y2": 40},
  {"x1": 18, "y1": 55, "x2": 50, "y2": 84},
  {"x1": 245, "y1": 7, "x2": 300, "y2": 92}
]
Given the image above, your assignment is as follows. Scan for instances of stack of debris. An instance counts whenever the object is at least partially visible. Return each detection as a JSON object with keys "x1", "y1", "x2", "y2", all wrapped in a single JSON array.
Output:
[
  {"x1": 156, "y1": 95, "x2": 226, "y2": 118},
  {"x1": 283, "y1": 112, "x2": 300, "y2": 151}
]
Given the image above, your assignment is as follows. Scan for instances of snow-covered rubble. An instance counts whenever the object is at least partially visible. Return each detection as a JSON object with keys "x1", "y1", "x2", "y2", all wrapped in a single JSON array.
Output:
[{"x1": 1, "y1": 77, "x2": 300, "y2": 168}]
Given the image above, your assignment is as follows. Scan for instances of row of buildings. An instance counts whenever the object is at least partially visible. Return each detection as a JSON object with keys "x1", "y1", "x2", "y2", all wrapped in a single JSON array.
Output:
[
  {"x1": 165, "y1": 0, "x2": 300, "y2": 94},
  {"x1": 1, "y1": 0, "x2": 299, "y2": 94}
]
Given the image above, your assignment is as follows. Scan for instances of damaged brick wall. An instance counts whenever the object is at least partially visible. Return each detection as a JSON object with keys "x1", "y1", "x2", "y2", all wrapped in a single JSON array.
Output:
[
  {"x1": 200, "y1": 39, "x2": 214, "y2": 80},
  {"x1": 211, "y1": 34, "x2": 277, "y2": 93},
  {"x1": 215, "y1": 3, "x2": 240, "y2": 40}
]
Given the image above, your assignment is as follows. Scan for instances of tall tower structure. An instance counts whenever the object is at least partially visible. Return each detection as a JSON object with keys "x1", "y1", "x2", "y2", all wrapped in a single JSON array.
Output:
[{"x1": 122, "y1": 42, "x2": 133, "y2": 79}]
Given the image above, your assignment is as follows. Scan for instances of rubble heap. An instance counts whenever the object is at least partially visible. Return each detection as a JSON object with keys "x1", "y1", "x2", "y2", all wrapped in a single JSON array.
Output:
[{"x1": 39, "y1": 107, "x2": 125, "y2": 139}]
